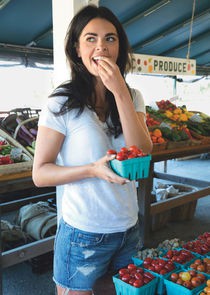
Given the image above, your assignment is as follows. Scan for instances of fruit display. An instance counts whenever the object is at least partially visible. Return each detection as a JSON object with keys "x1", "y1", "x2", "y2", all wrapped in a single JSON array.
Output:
[
  {"x1": 146, "y1": 112, "x2": 161, "y2": 127},
  {"x1": 168, "y1": 270, "x2": 206, "y2": 289},
  {"x1": 149, "y1": 128, "x2": 166, "y2": 145},
  {"x1": 188, "y1": 257, "x2": 210, "y2": 274},
  {"x1": 146, "y1": 100, "x2": 210, "y2": 148},
  {"x1": 142, "y1": 257, "x2": 176, "y2": 275},
  {"x1": 183, "y1": 239, "x2": 210, "y2": 255},
  {"x1": 108, "y1": 145, "x2": 151, "y2": 181},
  {"x1": 199, "y1": 279, "x2": 210, "y2": 295},
  {"x1": 0, "y1": 135, "x2": 32, "y2": 166},
  {"x1": 0, "y1": 109, "x2": 39, "y2": 156},
  {"x1": 116, "y1": 264, "x2": 156, "y2": 288},
  {"x1": 162, "y1": 249, "x2": 195, "y2": 265},
  {"x1": 198, "y1": 232, "x2": 210, "y2": 244},
  {"x1": 107, "y1": 145, "x2": 147, "y2": 161}
]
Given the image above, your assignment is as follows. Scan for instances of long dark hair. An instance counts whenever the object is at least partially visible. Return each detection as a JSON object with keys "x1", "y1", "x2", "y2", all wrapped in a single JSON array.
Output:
[{"x1": 50, "y1": 5, "x2": 133, "y2": 137}]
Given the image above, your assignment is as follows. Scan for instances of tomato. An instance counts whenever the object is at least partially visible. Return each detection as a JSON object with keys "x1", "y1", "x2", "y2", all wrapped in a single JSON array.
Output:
[
  {"x1": 116, "y1": 151, "x2": 127, "y2": 161},
  {"x1": 120, "y1": 147, "x2": 128, "y2": 153},
  {"x1": 121, "y1": 273, "x2": 131, "y2": 282},
  {"x1": 119, "y1": 268, "x2": 129, "y2": 276},
  {"x1": 191, "y1": 277, "x2": 202, "y2": 288},
  {"x1": 134, "y1": 272, "x2": 143, "y2": 280},
  {"x1": 127, "y1": 263, "x2": 137, "y2": 271},
  {"x1": 133, "y1": 279, "x2": 144, "y2": 287},
  {"x1": 170, "y1": 273, "x2": 179, "y2": 282},
  {"x1": 128, "y1": 145, "x2": 139, "y2": 152},
  {"x1": 181, "y1": 272, "x2": 191, "y2": 282},
  {"x1": 107, "y1": 149, "x2": 117, "y2": 155}
]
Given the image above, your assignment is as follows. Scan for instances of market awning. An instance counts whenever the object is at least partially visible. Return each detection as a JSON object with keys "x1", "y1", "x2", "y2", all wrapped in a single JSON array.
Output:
[{"x1": 0, "y1": 0, "x2": 209, "y2": 74}]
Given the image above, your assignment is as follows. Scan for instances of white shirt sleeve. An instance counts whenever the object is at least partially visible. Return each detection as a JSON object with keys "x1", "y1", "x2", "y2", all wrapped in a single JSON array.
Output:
[
  {"x1": 38, "y1": 96, "x2": 68, "y2": 136},
  {"x1": 131, "y1": 88, "x2": 146, "y2": 114}
]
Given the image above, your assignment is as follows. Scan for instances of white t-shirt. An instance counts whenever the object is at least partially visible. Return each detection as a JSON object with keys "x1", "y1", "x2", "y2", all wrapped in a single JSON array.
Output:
[{"x1": 39, "y1": 88, "x2": 145, "y2": 233}]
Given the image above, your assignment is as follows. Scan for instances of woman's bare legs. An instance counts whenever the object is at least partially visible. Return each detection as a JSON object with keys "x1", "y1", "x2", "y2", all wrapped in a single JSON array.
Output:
[{"x1": 56, "y1": 285, "x2": 92, "y2": 295}]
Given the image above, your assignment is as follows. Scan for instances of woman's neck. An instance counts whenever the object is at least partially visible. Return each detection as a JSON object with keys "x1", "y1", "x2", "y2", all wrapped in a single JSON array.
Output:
[{"x1": 94, "y1": 80, "x2": 108, "y2": 122}]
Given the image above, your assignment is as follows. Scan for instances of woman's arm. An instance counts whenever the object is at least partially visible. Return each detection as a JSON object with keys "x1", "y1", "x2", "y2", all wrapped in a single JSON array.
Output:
[
  {"x1": 32, "y1": 126, "x2": 129, "y2": 187},
  {"x1": 97, "y1": 57, "x2": 153, "y2": 153}
]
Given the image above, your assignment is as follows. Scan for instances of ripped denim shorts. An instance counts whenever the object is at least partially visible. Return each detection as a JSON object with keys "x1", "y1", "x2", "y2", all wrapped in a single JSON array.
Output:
[{"x1": 53, "y1": 218, "x2": 140, "y2": 292}]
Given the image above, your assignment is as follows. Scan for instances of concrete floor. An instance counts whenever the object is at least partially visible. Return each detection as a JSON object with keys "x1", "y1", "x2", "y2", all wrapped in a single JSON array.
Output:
[{"x1": 2, "y1": 156, "x2": 210, "y2": 295}]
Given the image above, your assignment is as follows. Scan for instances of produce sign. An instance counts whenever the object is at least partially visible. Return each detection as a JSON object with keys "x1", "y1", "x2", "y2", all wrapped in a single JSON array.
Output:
[{"x1": 132, "y1": 54, "x2": 196, "y2": 76}]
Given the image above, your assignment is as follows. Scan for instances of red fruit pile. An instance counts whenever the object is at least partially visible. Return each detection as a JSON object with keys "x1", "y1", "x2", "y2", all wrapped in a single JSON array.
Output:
[
  {"x1": 156, "y1": 99, "x2": 177, "y2": 111},
  {"x1": 107, "y1": 145, "x2": 147, "y2": 161},
  {"x1": 163, "y1": 249, "x2": 194, "y2": 264},
  {"x1": 146, "y1": 113, "x2": 161, "y2": 127},
  {"x1": 183, "y1": 239, "x2": 210, "y2": 255},
  {"x1": 197, "y1": 232, "x2": 210, "y2": 244},
  {"x1": 189, "y1": 257, "x2": 210, "y2": 274},
  {"x1": 118, "y1": 263, "x2": 155, "y2": 288},
  {"x1": 143, "y1": 257, "x2": 176, "y2": 275},
  {"x1": 169, "y1": 270, "x2": 206, "y2": 289}
]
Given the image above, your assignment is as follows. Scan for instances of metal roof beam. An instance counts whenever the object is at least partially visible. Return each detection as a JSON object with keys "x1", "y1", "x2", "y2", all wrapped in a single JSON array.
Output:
[
  {"x1": 123, "y1": 0, "x2": 171, "y2": 27},
  {"x1": 26, "y1": 28, "x2": 53, "y2": 47},
  {"x1": 133, "y1": 9, "x2": 210, "y2": 51},
  {"x1": 161, "y1": 30, "x2": 210, "y2": 57},
  {"x1": 0, "y1": 42, "x2": 53, "y2": 56}
]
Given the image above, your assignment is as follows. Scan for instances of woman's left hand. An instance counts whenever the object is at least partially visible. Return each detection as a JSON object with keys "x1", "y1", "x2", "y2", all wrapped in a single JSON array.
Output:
[{"x1": 96, "y1": 57, "x2": 126, "y2": 95}]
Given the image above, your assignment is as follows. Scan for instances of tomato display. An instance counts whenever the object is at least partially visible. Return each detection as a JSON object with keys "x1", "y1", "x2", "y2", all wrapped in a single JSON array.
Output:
[
  {"x1": 169, "y1": 270, "x2": 205, "y2": 290},
  {"x1": 142, "y1": 257, "x2": 176, "y2": 274},
  {"x1": 117, "y1": 264, "x2": 155, "y2": 288},
  {"x1": 163, "y1": 249, "x2": 194, "y2": 264},
  {"x1": 107, "y1": 145, "x2": 147, "y2": 161}
]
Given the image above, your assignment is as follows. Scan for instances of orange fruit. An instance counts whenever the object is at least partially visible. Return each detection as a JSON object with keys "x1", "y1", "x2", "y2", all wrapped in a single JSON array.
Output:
[
  {"x1": 157, "y1": 137, "x2": 165, "y2": 144},
  {"x1": 152, "y1": 129, "x2": 162, "y2": 138}
]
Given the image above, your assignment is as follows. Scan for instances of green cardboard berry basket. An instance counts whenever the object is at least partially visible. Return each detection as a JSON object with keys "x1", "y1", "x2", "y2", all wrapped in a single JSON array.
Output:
[
  {"x1": 164, "y1": 269, "x2": 206, "y2": 295},
  {"x1": 112, "y1": 273, "x2": 158, "y2": 295},
  {"x1": 110, "y1": 155, "x2": 151, "y2": 181},
  {"x1": 131, "y1": 257, "x2": 178, "y2": 295}
]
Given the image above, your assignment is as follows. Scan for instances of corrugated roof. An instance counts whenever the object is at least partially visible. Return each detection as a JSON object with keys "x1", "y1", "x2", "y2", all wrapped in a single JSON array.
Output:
[{"x1": 0, "y1": 0, "x2": 209, "y2": 74}]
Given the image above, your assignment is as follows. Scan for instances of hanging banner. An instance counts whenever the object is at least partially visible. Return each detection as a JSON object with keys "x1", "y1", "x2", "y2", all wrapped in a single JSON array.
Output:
[{"x1": 132, "y1": 54, "x2": 196, "y2": 76}]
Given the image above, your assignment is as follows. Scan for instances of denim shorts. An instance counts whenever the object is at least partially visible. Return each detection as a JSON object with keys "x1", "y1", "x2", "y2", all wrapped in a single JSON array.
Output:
[{"x1": 53, "y1": 218, "x2": 141, "y2": 291}]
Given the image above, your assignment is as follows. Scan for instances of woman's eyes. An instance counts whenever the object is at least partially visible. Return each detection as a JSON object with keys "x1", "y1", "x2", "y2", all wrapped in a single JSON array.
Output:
[
  {"x1": 87, "y1": 37, "x2": 96, "y2": 42},
  {"x1": 106, "y1": 36, "x2": 116, "y2": 42},
  {"x1": 86, "y1": 36, "x2": 116, "y2": 43}
]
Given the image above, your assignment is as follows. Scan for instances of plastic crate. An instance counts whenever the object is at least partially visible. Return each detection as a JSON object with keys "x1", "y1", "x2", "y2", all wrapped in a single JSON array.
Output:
[
  {"x1": 110, "y1": 155, "x2": 151, "y2": 180},
  {"x1": 164, "y1": 270, "x2": 206, "y2": 295},
  {"x1": 112, "y1": 273, "x2": 158, "y2": 295}
]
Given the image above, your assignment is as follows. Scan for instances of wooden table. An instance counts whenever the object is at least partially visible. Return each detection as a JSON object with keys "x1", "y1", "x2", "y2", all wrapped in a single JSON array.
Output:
[{"x1": 137, "y1": 143, "x2": 210, "y2": 247}]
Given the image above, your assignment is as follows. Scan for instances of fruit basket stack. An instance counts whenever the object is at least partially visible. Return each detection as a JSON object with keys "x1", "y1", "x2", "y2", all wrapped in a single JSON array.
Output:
[
  {"x1": 164, "y1": 269, "x2": 207, "y2": 295},
  {"x1": 132, "y1": 256, "x2": 177, "y2": 295},
  {"x1": 112, "y1": 263, "x2": 158, "y2": 295}
]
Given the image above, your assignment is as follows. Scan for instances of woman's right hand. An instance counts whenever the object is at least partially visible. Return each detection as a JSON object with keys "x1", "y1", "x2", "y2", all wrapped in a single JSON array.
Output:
[{"x1": 91, "y1": 153, "x2": 130, "y2": 185}]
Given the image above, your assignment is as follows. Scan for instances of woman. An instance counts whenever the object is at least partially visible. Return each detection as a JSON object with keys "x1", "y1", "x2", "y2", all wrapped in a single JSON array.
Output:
[{"x1": 33, "y1": 4, "x2": 152, "y2": 295}]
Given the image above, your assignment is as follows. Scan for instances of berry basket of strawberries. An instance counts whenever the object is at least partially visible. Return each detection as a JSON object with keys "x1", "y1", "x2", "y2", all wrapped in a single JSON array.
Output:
[{"x1": 108, "y1": 146, "x2": 151, "y2": 181}]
